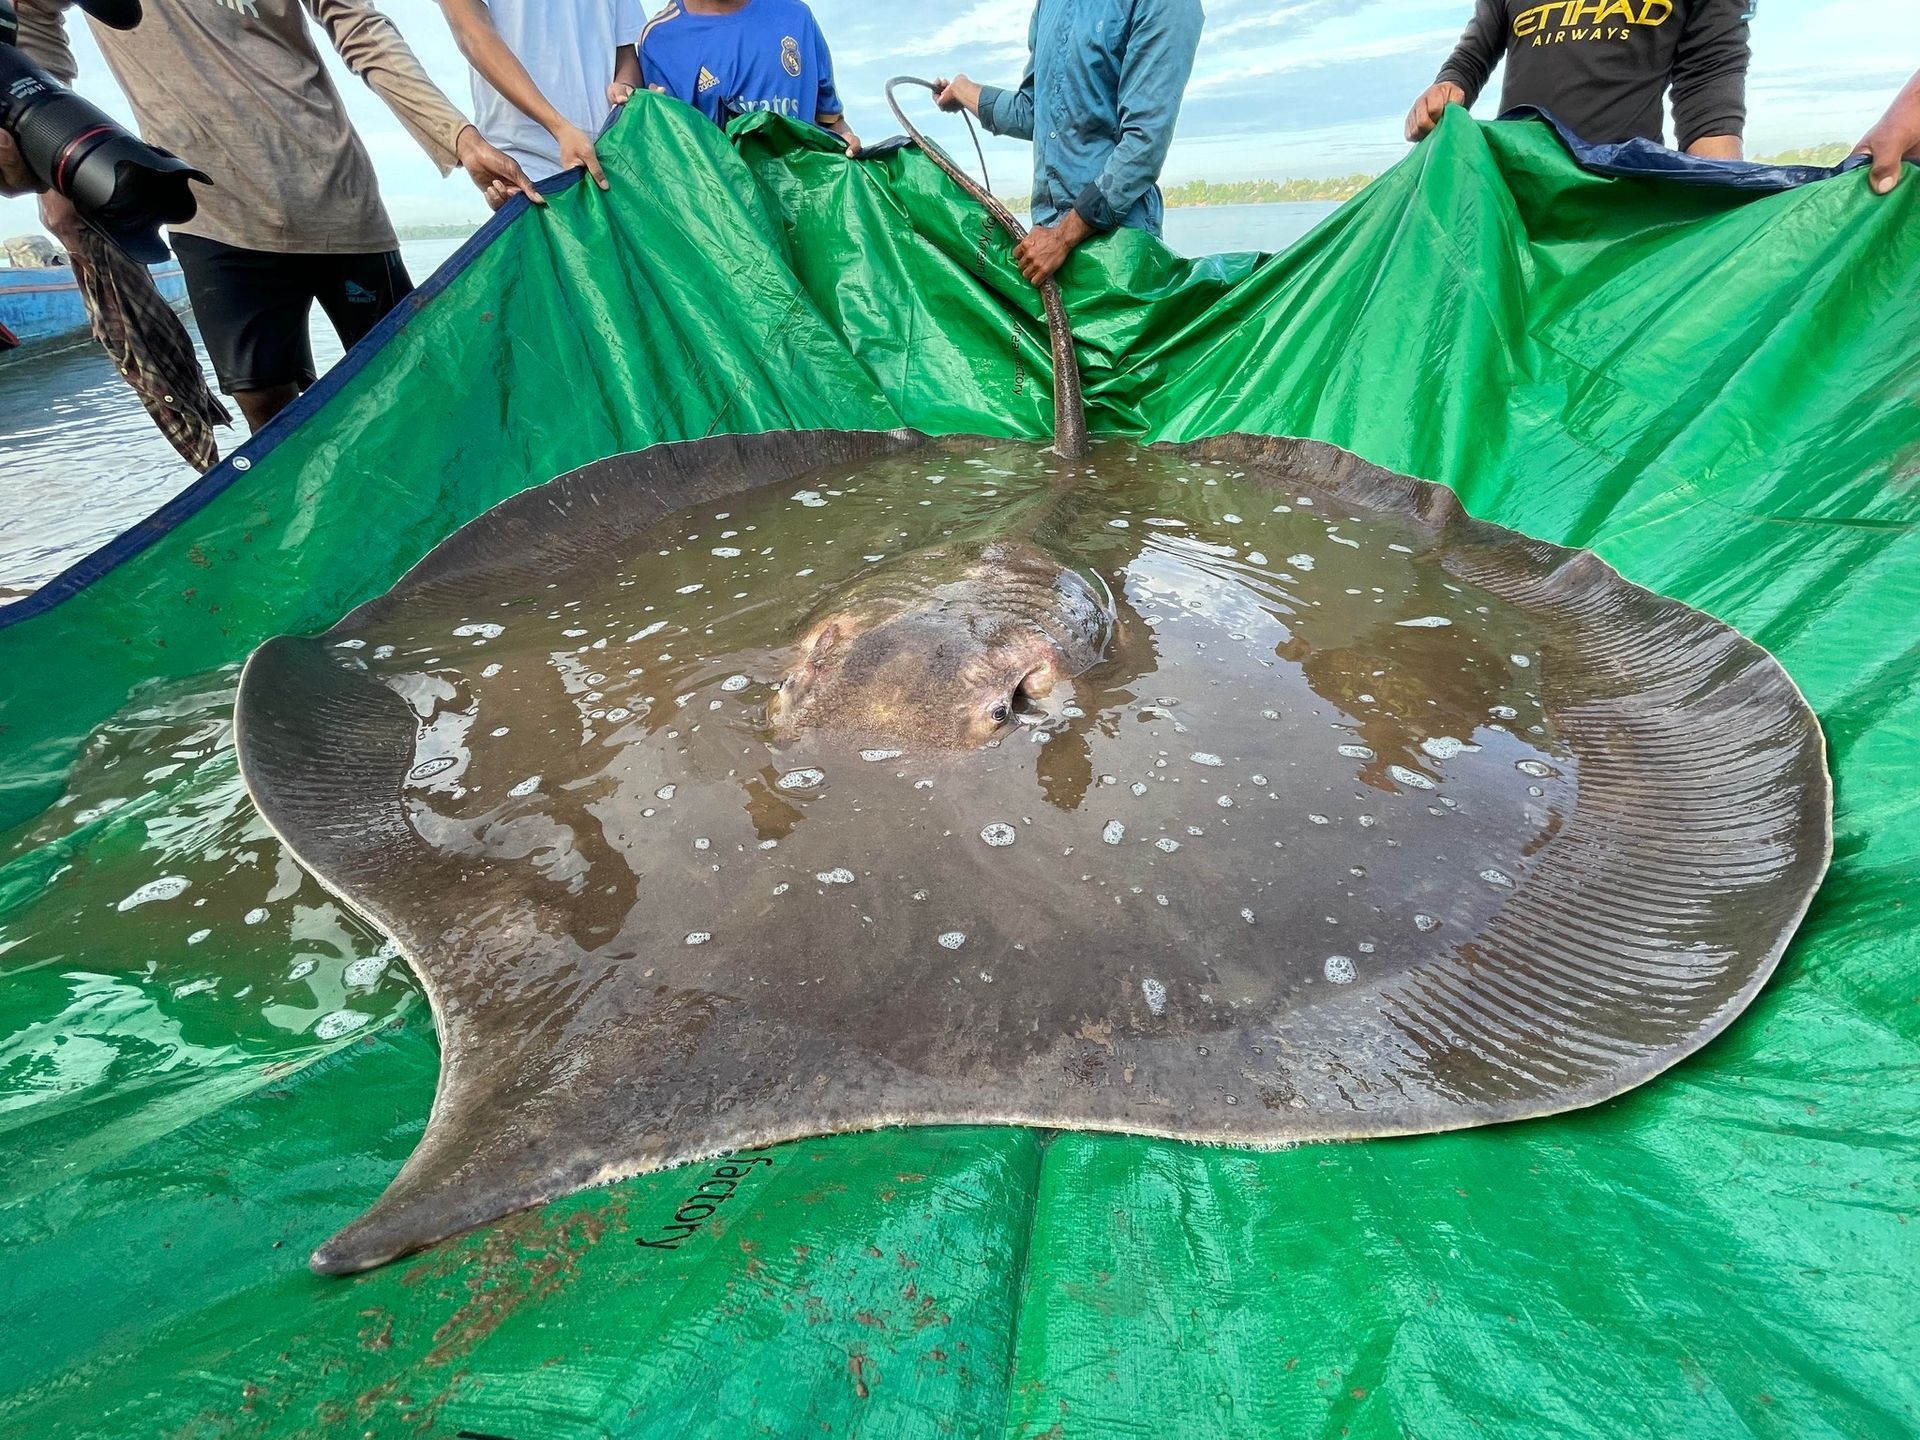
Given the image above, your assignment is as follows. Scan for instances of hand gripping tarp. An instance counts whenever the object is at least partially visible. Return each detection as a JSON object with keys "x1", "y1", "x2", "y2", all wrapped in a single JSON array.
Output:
[{"x1": 0, "y1": 102, "x2": 1915, "y2": 1438}]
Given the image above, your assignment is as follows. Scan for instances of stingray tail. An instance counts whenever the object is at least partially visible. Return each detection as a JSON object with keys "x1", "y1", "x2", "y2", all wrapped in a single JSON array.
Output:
[{"x1": 886, "y1": 76, "x2": 1089, "y2": 459}]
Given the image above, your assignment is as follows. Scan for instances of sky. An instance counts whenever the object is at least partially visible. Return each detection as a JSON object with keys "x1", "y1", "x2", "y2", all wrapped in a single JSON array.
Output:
[{"x1": 2, "y1": 0, "x2": 1913, "y2": 237}]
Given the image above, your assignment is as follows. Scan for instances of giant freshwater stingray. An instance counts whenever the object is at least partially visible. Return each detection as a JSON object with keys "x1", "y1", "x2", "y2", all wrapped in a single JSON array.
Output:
[
  {"x1": 235, "y1": 106, "x2": 1828, "y2": 1274},
  {"x1": 237, "y1": 429, "x2": 1830, "y2": 1276}
]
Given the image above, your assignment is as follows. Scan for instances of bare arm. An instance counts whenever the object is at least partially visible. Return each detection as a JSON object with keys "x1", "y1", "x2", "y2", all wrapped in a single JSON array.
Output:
[
  {"x1": 439, "y1": 0, "x2": 565, "y2": 136},
  {"x1": 1854, "y1": 70, "x2": 1920, "y2": 195},
  {"x1": 436, "y1": 0, "x2": 608, "y2": 186},
  {"x1": 0, "y1": 133, "x2": 31, "y2": 195},
  {"x1": 820, "y1": 114, "x2": 862, "y2": 154},
  {"x1": 609, "y1": 44, "x2": 640, "y2": 104}
]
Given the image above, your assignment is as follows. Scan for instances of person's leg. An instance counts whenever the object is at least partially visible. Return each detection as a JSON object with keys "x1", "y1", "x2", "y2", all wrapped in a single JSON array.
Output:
[
  {"x1": 169, "y1": 234, "x2": 318, "y2": 434},
  {"x1": 312, "y1": 250, "x2": 414, "y2": 351},
  {"x1": 232, "y1": 382, "x2": 302, "y2": 433}
]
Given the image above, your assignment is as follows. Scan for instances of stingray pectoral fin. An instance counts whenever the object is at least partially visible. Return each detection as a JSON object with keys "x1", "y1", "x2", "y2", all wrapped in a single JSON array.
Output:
[
  {"x1": 233, "y1": 639, "x2": 615, "y2": 1274},
  {"x1": 310, "y1": 956, "x2": 860, "y2": 1275},
  {"x1": 235, "y1": 634, "x2": 433, "y2": 902},
  {"x1": 309, "y1": 1043, "x2": 606, "y2": 1275},
  {"x1": 309, "y1": 966, "x2": 638, "y2": 1275}
]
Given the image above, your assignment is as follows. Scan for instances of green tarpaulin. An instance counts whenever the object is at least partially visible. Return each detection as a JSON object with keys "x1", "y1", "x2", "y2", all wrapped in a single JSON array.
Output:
[{"x1": 1, "y1": 101, "x2": 1915, "y2": 1438}]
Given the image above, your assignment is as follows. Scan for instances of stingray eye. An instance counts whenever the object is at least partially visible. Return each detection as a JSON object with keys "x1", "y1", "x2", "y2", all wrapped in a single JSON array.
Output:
[{"x1": 990, "y1": 700, "x2": 1011, "y2": 725}]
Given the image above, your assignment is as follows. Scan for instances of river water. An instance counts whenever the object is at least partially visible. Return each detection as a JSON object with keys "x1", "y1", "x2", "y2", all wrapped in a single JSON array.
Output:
[
  {"x1": 0, "y1": 432, "x2": 1564, "y2": 1092},
  {"x1": 0, "y1": 203, "x2": 1339, "y2": 601}
]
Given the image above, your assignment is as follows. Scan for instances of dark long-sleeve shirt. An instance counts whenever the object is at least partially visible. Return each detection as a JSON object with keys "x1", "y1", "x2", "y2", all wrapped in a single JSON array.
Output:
[{"x1": 1434, "y1": 0, "x2": 1752, "y2": 151}]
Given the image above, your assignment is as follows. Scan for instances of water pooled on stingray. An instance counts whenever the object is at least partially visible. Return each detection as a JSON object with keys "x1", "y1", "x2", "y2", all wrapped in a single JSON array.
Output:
[{"x1": 234, "y1": 432, "x2": 1830, "y2": 1275}]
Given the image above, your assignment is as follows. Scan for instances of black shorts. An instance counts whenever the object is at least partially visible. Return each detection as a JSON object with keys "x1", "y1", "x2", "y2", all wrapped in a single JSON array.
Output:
[{"x1": 169, "y1": 234, "x2": 413, "y2": 395}]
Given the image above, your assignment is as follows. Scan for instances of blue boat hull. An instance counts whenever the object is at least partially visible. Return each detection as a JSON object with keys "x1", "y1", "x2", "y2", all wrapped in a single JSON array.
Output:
[{"x1": 0, "y1": 262, "x2": 188, "y2": 345}]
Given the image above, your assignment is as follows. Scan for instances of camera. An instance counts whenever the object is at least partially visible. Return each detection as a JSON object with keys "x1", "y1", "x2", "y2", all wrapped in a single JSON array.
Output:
[{"x1": 0, "y1": 0, "x2": 208, "y2": 263}]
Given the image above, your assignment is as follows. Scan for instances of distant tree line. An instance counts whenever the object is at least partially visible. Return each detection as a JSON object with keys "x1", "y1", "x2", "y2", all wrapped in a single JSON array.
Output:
[
  {"x1": 1752, "y1": 142, "x2": 1851, "y2": 167},
  {"x1": 397, "y1": 142, "x2": 1855, "y2": 234},
  {"x1": 395, "y1": 222, "x2": 482, "y2": 240},
  {"x1": 1146, "y1": 144, "x2": 1853, "y2": 210},
  {"x1": 1161, "y1": 174, "x2": 1377, "y2": 206}
]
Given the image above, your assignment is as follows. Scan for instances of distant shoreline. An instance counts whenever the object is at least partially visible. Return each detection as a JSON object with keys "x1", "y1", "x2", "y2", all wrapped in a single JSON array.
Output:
[
  {"x1": 1149, "y1": 142, "x2": 1850, "y2": 211},
  {"x1": 395, "y1": 222, "x2": 483, "y2": 241},
  {"x1": 391, "y1": 140, "x2": 1855, "y2": 235}
]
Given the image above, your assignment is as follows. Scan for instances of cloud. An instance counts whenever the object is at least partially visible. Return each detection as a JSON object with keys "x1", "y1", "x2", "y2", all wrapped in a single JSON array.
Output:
[
  {"x1": 0, "y1": 0, "x2": 1913, "y2": 238},
  {"x1": 1205, "y1": 0, "x2": 1380, "y2": 43},
  {"x1": 1184, "y1": 28, "x2": 1459, "y2": 98},
  {"x1": 921, "y1": 0, "x2": 1034, "y2": 57}
]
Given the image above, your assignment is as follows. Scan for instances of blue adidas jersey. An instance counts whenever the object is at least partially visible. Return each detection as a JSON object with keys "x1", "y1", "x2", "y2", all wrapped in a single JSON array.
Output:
[{"x1": 639, "y1": 1, "x2": 843, "y2": 128}]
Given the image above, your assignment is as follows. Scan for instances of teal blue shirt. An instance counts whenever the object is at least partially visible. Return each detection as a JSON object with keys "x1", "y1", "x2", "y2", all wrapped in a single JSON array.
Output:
[{"x1": 977, "y1": 0, "x2": 1204, "y2": 236}]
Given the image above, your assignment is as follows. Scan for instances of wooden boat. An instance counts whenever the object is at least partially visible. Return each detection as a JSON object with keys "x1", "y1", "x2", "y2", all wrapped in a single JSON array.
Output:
[{"x1": 0, "y1": 258, "x2": 187, "y2": 347}]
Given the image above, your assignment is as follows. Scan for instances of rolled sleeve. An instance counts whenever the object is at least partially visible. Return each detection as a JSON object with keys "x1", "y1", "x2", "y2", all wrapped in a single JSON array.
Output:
[
  {"x1": 1072, "y1": 181, "x2": 1118, "y2": 232},
  {"x1": 14, "y1": 0, "x2": 80, "y2": 84},
  {"x1": 1081, "y1": 0, "x2": 1202, "y2": 230}
]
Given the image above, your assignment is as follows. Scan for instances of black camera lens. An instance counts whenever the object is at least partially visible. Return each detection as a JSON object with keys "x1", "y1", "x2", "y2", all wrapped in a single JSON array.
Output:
[{"x1": 0, "y1": 43, "x2": 208, "y2": 263}]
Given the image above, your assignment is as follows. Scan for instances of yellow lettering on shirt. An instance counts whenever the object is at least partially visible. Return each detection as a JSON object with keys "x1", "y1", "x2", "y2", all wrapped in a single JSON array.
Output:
[{"x1": 1513, "y1": 0, "x2": 1670, "y2": 44}]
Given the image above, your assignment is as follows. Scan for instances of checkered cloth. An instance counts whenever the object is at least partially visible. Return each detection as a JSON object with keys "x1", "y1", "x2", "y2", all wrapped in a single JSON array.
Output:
[{"x1": 67, "y1": 228, "x2": 231, "y2": 473}]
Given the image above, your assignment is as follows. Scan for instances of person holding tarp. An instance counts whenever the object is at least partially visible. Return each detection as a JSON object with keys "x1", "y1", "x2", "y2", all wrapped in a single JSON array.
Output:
[
  {"x1": 1406, "y1": 0, "x2": 1752, "y2": 159},
  {"x1": 14, "y1": 0, "x2": 536, "y2": 435},
  {"x1": 2, "y1": 10, "x2": 230, "y2": 469},
  {"x1": 438, "y1": 0, "x2": 645, "y2": 207},
  {"x1": 931, "y1": 0, "x2": 1204, "y2": 286},
  {"x1": 633, "y1": 0, "x2": 863, "y2": 157},
  {"x1": 1856, "y1": 70, "x2": 1920, "y2": 195}
]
